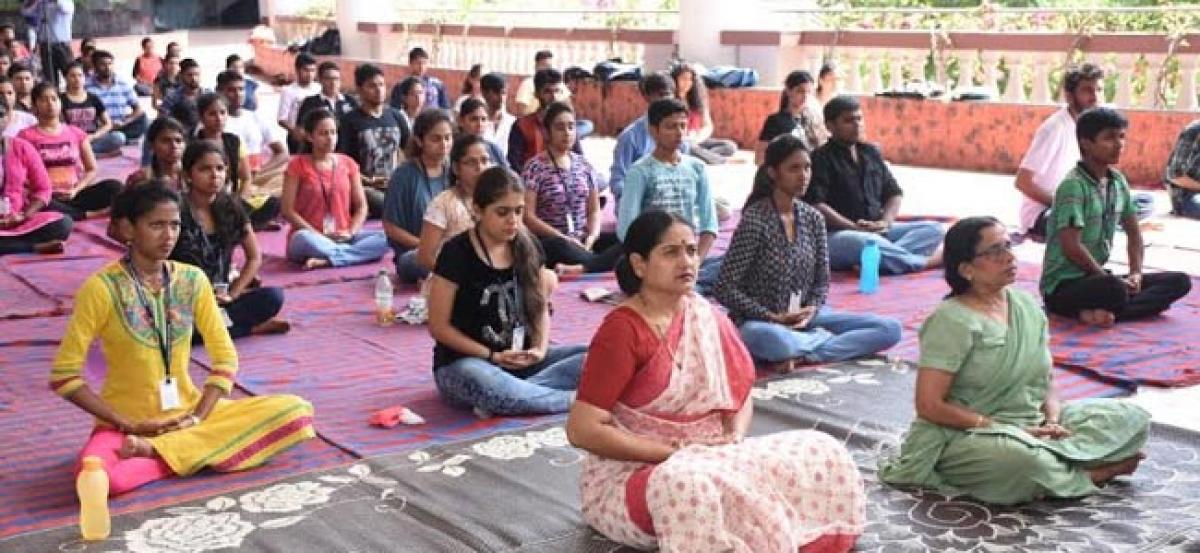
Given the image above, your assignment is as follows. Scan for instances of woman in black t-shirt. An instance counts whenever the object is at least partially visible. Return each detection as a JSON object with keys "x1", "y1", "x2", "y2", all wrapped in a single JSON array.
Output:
[
  {"x1": 61, "y1": 62, "x2": 124, "y2": 156},
  {"x1": 427, "y1": 166, "x2": 585, "y2": 418},
  {"x1": 170, "y1": 141, "x2": 290, "y2": 338},
  {"x1": 755, "y1": 70, "x2": 828, "y2": 164}
]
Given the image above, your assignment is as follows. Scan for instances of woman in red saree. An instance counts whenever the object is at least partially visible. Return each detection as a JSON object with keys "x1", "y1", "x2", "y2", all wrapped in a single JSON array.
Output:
[{"x1": 566, "y1": 210, "x2": 865, "y2": 552}]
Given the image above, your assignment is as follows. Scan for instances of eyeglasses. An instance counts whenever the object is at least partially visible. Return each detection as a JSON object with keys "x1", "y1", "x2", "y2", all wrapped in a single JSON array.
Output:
[{"x1": 972, "y1": 241, "x2": 1014, "y2": 261}]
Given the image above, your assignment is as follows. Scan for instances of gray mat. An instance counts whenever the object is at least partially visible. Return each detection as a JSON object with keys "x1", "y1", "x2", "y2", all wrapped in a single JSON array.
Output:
[{"x1": 7, "y1": 361, "x2": 1200, "y2": 552}]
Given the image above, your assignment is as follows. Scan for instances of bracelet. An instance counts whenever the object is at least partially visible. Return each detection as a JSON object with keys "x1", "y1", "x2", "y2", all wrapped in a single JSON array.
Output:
[
  {"x1": 974, "y1": 414, "x2": 988, "y2": 428},
  {"x1": 486, "y1": 350, "x2": 495, "y2": 364}
]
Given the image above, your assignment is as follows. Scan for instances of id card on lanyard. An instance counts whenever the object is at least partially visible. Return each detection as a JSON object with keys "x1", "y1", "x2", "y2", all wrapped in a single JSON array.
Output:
[
  {"x1": 318, "y1": 156, "x2": 339, "y2": 235},
  {"x1": 549, "y1": 155, "x2": 579, "y2": 237},
  {"x1": 125, "y1": 258, "x2": 181, "y2": 411}
]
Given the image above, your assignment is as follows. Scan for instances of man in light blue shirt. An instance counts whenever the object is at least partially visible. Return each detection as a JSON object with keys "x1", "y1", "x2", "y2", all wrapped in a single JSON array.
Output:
[
  {"x1": 609, "y1": 72, "x2": 689, "y2": 204},
  {"x1": 24, "y1": 0, "x2": 73, "y2": 85},
  {"x1": 618, "y1": 98, "x2": 721, "y2": 293}
]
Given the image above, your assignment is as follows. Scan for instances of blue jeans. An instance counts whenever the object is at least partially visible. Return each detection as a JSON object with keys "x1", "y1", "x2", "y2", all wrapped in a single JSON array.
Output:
[
  {"x1": 828, "y1": 221, "x2": 943, "y2": 275},
  {"x1": 114, "y1": 112, "x2": 149, "y2": 141},
  {"x1": 696, "y1": 255, "x2": 723, "y2": 296},
  {"x1": 739, "y1": 307, "x2": 902, "y2": 363},
  {"x1": 394, "y1": 249, "x2": 428, "y2": 283},
  {"x1": 286, "y1": 229, "x2": 388, "y2": 267},
  {"x1": 433, "y1": 344, "x2": 587, "y2": 415},
  {"x1": 91, "y1": 131, "x2": 127, "y2": 154}
]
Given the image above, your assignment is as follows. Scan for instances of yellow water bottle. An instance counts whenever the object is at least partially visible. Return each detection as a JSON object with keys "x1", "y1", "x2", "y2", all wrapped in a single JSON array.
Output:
[{"x1": 77, "y1": 456, "x2": 111, "y2": 541}]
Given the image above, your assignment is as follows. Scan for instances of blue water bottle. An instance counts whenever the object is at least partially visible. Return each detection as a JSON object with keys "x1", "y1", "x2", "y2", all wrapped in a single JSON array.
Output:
[{"x1": 860, "y1": 238, "x2": 881, "y2": 294}]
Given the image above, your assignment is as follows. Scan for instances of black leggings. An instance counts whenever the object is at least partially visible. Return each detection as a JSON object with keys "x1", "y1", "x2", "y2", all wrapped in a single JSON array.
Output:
[
  {"x1": 364, "y1": 187, "x2": 385, "y2": 220},
  {"x1": 539, "y1": 232, "x2": 622, "y2": 273},
  {"x1": 241, "y1": 196, "x2": 282, "y2": 229},
  {"x1": 1045, "y1": 272, "x2": 1192, "y2": 322},
  {"x1": 194, "y1": 286, "x2": 285, "y2": 341},
  {"x1": 46, "y1": 179, "x2": 122, "y2": 220},
  {"x1": 0, "y1": 216, "x2": 73, "y2": 254}
]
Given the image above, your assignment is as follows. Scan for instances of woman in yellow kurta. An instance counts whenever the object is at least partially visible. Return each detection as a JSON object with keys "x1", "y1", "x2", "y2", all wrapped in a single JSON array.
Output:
[{"x1": 50, "y1": 181, "x2": 314, "y2": 496}]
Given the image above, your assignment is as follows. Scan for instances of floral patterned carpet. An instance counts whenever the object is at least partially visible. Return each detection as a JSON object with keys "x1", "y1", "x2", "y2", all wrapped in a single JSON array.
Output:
[{"x1": 5, "y1": 360, "x2": 1197, "y2": 553}]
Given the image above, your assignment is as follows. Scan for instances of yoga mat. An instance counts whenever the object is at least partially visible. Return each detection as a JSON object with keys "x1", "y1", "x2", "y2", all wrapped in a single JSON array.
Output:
[
  {"x1": 4, "y1": 360, "x2": 1195, "y2": 552},
  {"x1": 0, "y1": 267, "x2": 61, "y2": 319},
  {"x1": 0, "y1": 342, "x2": 354, "y2": 539},
  {"x1": 189, "y1": 281, "x2": 566, "y2": 459}
]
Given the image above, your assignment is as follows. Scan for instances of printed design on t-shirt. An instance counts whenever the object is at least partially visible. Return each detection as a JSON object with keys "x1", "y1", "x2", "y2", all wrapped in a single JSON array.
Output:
[
  {"x1": 35, "y1": 139, "x2": 80, "y2": 191},
  {"x1": 648, "y1": 170, "x2": 697, "y2": 227},
  {"x1": 64, "y1": 106, "x2": 98, "y2": 133},
  {"x1": 479, "y1": 279, "x2": 522, "y2": 350},
  {"x1": 356, "y1": 127, "x2": 402, "y2": 177}
]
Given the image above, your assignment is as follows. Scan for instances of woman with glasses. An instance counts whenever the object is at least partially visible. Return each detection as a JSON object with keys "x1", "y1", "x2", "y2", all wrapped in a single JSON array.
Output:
[
  {"x1": 716, "y1": 135, "x2": 900, "y2": 370},
  {"x1": 879, "y1": 216, "x2": 1150, "y2": 505}
]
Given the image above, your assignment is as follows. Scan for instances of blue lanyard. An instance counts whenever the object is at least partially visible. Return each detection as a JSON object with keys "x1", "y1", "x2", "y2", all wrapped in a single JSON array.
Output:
[{"x1": 124, "y1": 258, "x2": 174, "y2": 381}]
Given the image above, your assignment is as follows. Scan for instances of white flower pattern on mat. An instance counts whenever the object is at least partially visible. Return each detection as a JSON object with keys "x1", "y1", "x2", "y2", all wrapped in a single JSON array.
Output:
[
  {"x1": 124, "y1": 512, "x2": 254, "y2": 553},
  {"x1": 471, "y1": 427, "x2": 569, "y2": 460},
  {"x1": 238, "y1": 482, "x2": 335, "y2": 513},
  {"x1": 750, "y1": 378, "x2": 831, "y2": 400}
]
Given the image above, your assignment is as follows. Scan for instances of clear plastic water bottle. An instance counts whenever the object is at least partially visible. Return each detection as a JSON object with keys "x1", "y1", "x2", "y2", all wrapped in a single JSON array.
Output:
[
  {"x1": 77, "y1": 456, "x2": 110, "y2": 541},
  {"x1": 860, "y1": 238, "x2": 881, "y2": 295},
  {"x1": 374, "y1": 269, "x2": 394, "y2": 326},
  {"x1": 0, "y1": 197, "x2": 10, "y2": 218}
]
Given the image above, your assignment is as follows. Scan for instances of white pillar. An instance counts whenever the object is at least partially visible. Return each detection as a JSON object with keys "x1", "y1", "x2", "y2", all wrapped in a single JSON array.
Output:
[
  {"x1": 1145, "y1": 54, "x2": 1166, "y2": 109},
  {"x1": 887, "y1": 51, "x2": 904, "y2": 91},
  {"x1": 1032, "y1": 57, "x2": 1053, "y2": 104},
  {"x1": 336, "y1": 0, "x2": 374, "y2": 60},
  {"x1": 1004, "y1": 52, "x2": 1027, "y2": 103},
  {"x1": 981, "y1": 51, "x2": 1002, "y2": 98},
  {"x1": 847, "y1": 49, "x2": 865, "y2": 94},
  {"x1": 679, "y1": 0, "x2": 764, "y2": 67},
  {"x1": 956, "y1": 51, "x2": 975, "y2": 91},
  {"x1": 1113, "y1": 53, "x2": 1138, "y2": 108},
  {"x1": 1177, "y1": 54, "x2": 1199, "y2": 111}
]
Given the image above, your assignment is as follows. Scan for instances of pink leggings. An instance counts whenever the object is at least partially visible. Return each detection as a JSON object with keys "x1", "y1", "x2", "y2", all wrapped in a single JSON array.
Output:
[{"x1": 77, "y1": 429, "x2": 175, "y2": 496}]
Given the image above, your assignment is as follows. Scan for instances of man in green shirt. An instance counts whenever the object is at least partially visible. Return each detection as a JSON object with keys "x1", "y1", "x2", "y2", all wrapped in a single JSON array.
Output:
[{"x1": 1040, "y1": 107, "x2": 1191, "y2": 326}]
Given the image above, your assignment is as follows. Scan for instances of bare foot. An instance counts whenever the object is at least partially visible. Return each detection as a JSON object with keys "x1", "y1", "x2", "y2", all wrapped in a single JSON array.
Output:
[
  {"x1": 555, "y1": 263, "x2": 584, "y2": 277},
  {"x1": 764, "y1": 360, "x2": 795, "y2": 373},
  {"x1": 923, "y1": 247, "x2": 944, "y2": 270},
  {"x1": 1079, "y1": 309, "x2": 1099, "y2": 325},
  {"x1": 33, "y1": 240, "x2": 65, "y2": 254},
  {"x1": 96, "y1": 149, "x2": 123, "y2": 159},
  {"x1": 118, "y1": 435, "x2": 156, "y2": 459},
  {"x1": 250, "y1": 318, "x2": 292, "y2": 335},
  {"x1": 1088, "y1": 452, "x2": 1145, "y2": 484},
  {"x1": 304, "y1": 258, "x2": 331, "y2": 270},
  {"x1": 1096, "y1": 310, "x2": 1116, "y2": 327}
]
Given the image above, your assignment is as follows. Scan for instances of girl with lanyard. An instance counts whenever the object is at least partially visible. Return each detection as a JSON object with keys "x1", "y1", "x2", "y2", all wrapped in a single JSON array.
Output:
[
  {"x1": 126, "y1": 117, "x2": 187, "y2": 189},
  {"x1": 521, "y1": 101, "x2": 620, "y2": 275},
  {"x1": 51, "y1": 182, "x2": 314, "y2": 496},
  {"x1": 0, "y1": 99, "x2": 73, "y2": 256},
  {"x1": 194, "y1": 93, "x2": 281, "y2": 232},
  {"x1": 428, "y1": 166, "x2": 586, "y2": 418},
  {"x1": 282, "y1": 108, "x2": 387, "y2": 270},
  {"x1": 383, "y1": 109, "x2": 452, "y2": 283},
  {"x1": 22, "y1": 81, "x2": 120, "y2": 221},
  {"x1": 170, "y1": 141, "x2": 290, "y2": 338}
]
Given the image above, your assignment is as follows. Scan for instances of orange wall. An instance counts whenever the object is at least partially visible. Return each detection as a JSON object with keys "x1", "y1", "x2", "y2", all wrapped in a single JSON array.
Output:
[{"x1": 254, "y1": 46, "x2": 1188, "y2": 184}]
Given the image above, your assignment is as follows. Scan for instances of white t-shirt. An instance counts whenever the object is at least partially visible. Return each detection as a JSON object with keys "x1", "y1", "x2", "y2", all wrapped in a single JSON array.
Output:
[
  {"x1": 226, "y1": 109, "x2": 283, "y2": 165},
  {"x1": 3, "y1": 110, "x2": 37, "y2": 138},
  {"x1": 485, "y1": 110, "x2": 516, "y2": 157},
  {"x1": 1018, "y1": 107, "x2": 1079, "y2": 231},
  {"x1": 277, "y1": 82, "x2": 321, "y2": 127}
]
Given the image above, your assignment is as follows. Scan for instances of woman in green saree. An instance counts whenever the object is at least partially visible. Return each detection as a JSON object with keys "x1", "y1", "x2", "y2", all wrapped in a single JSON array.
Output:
[{"x1": 879, "y1": 216, "x2": 1150, "y2": 505}]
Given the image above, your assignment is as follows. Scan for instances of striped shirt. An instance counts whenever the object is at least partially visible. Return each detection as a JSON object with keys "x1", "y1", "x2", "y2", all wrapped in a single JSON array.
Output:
[{"x1": 85, "y1": 76, "x2": 139, "y2": 122}]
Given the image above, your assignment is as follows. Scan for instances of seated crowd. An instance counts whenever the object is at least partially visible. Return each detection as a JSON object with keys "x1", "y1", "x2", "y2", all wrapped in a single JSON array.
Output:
[{"x1": 3, "y1": 34, "x2": 1185, "y2": 552}]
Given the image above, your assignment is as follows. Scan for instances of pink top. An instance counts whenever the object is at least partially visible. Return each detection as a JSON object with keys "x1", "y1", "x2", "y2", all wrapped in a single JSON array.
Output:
[
  {"x1": 285, "y1": 154, "x2": 360, "y2": 237},
  {"x1": 0, "y1": 136, "x2": 64, "y2": 238},
  {"x1": 18, "y1": 124, "x2": 87, "y2": 194}
]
